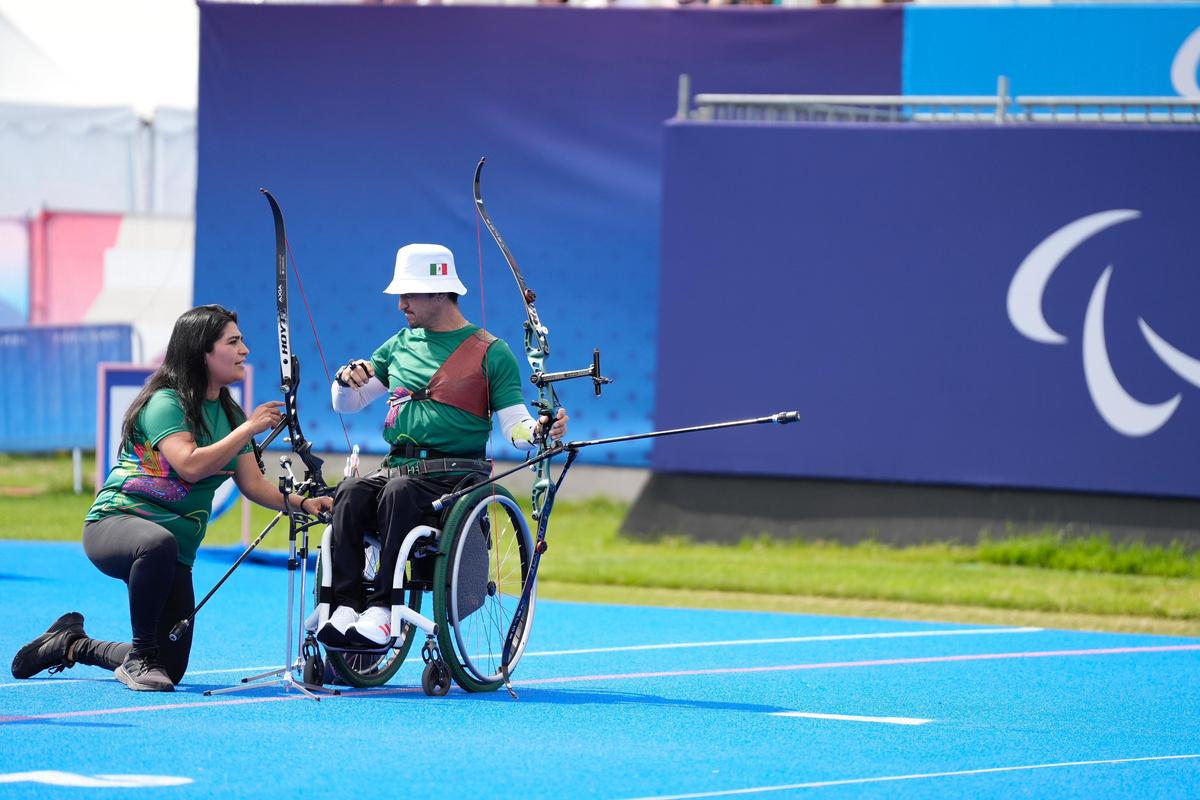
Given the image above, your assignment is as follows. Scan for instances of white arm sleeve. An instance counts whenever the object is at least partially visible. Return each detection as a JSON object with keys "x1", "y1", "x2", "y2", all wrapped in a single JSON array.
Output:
[
  {"x1": 331, "y1": 376, "x2": 388, "y2": 413},
  {"x1": 497, "y1": 403, "x2": 538, "y2": 451}
]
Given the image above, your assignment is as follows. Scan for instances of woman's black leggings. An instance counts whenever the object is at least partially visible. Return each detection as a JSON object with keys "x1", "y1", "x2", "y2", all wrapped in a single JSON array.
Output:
[{"x1": 77, "y1": 516, "x2": 195, "y2": 683}]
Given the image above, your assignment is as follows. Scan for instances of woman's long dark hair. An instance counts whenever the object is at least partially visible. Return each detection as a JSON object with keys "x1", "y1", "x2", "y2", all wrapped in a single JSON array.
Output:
[{"x1": 120, "y1": 305, "x2": 248, "y2": 448}]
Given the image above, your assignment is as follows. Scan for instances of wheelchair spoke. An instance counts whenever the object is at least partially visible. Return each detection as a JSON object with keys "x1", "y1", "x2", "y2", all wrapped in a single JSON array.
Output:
[{"x1": 440, "y1": 489, "x2": 535, "y2": 688}]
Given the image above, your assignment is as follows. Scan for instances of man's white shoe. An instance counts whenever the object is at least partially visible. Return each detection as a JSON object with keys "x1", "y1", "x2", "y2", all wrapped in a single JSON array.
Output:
[
  {"x1": 347, "y1": 606, "x2": 392, "y2": 647},
  {"x1": 316, "y1": 606, "x2": 358, "y2": 648}
]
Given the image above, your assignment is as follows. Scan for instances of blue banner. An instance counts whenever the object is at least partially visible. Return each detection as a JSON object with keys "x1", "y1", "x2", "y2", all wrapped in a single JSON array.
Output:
[
  {"x1": 656, "y1": 121, "x2": 1200, "y2": 499},
  {"x1": 904, "y1": 4, "x2": 1200, "y2": 97},
  {"x1": 194, "y1": 4, "x2": 902, "y2": 464},
  {"x1": 0, "y1": 324, "x2": 133, "y2": 451}
]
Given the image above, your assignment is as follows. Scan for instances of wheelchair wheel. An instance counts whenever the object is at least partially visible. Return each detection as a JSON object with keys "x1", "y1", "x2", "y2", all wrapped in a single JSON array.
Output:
[
  {"x1": 433, "y1": 484, "x2": 535, "y2": 693},
  {"x1": 313, "y1": 548, "x2": 424, "y2": 688},
  {"x1": 421, "y1": 660, "x2": 451, "y2": 697}
]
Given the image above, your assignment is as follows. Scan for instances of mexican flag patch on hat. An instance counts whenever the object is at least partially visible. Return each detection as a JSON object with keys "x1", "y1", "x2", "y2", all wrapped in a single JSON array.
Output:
[{"x1": 385, "y1": 244, "x2": 468, "y2": 296}]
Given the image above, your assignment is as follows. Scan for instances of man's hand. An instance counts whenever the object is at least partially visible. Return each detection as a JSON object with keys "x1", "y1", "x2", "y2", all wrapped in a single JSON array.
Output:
[
  {"x1": 538, "y1": 408, "x2": 569, "y2": 442},
  {"x1": 336, "y1": 359, "x2": 375, "y2": 389}
]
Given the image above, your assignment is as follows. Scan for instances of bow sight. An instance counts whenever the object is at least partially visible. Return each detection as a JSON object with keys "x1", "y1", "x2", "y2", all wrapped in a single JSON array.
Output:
[{"x1": 532, "y1": 348, "x2": 613, "y2": 396}]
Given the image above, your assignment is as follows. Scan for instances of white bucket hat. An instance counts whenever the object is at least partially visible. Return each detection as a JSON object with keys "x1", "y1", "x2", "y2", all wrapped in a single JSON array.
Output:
[{"x1": 383, "y1": 243, "x2": 468, "y2": 296}]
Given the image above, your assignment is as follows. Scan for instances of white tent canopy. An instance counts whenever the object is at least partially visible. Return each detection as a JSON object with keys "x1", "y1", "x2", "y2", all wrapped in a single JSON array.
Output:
[
  {"x1": 0, "y1": 11, "x2": 84, "y2": 106},
  {"x1": 0, "y1": 0, "x2": 198, "y2": 216},
  {"x1": 0, "y1": 0, "x2": 199, "y2": 112}
]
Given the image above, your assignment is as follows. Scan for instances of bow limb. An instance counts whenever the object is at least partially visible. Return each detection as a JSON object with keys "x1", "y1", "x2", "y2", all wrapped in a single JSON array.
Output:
[
  {"x1": 472, "y1": 158, "x2": 550, "y2": 359},
  {"x1": 258, "y1": 188, "x2": 328, "y2": 494},
  {"x1": 472, "y1": 159, "x2": 559, "y2": 520}
]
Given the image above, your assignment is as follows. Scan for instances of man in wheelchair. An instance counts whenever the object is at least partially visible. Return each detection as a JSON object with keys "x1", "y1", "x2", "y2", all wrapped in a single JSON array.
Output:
[{"x1": 320, "y1": 243, "x2": 567, "y2": 649}]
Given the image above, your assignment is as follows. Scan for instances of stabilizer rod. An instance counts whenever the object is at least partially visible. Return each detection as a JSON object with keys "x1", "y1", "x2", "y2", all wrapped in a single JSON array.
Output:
[
  {"x1": 170, "y1": 511, "x2": 287, "y2": 642},
  {"x1": 431, "y1": 410, "x2": 799, "y2": 512},
  {"x1": 169, "y1": 458, "x2": 329, "y2": 642},
  {"x1": 563, "y1": 410, "x2": 799, "y2": 449}
]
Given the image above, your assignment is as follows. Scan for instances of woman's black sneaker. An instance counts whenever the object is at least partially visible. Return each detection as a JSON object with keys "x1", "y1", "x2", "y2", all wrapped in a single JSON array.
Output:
[
  {"x1": 115, "y1": 650, "x2": 174, "y2": 692},
  {"x1": 10, "y1": 611, "x2": 87, "y2": 679}
]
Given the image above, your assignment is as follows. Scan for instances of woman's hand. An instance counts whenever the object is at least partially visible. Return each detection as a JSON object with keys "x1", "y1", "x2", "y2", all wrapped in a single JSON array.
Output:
[
  {"x1": 301, "y1": 495, "x2": 334, "y2": 516},
  {"x1": 246, "y1": 401, "x2": 285, "y2": 435}
]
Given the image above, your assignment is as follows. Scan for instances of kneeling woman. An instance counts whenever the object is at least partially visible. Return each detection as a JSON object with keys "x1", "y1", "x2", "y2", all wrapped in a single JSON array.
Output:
[{"x1": 10, "y1": 305, "x2": 332, "y2": 692}]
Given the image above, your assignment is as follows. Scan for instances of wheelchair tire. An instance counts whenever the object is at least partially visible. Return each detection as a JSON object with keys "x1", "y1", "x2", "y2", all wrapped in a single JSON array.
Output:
[
  {"x1": 433, "y1": 484, "x2": 535, "y2": 693},
  {"x1": 313, "y1": 551, "x2": 424, "y2": 688},
  {"x1": 303, "y1": 654, "x2": 324, "y2": 687},
  {"x1": 421, "y1": 660, "x2": 451, "y2": 697}
]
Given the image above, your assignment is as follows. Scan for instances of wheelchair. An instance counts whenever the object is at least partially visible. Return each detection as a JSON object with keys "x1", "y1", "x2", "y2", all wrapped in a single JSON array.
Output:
[{"x1": 307, "y1": 477, "x2": 537, "y2": 695}]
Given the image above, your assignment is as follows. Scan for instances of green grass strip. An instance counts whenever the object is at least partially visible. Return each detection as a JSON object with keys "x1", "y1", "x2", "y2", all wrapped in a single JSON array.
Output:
[{"x1": 3, "y1": 453, "x2": 1198, "y2": 635}]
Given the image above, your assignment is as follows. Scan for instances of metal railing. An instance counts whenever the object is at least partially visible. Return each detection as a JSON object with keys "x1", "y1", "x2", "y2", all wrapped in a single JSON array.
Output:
[{"x1": 676, "y1": 75, "x2": 1200, "y2": 125}]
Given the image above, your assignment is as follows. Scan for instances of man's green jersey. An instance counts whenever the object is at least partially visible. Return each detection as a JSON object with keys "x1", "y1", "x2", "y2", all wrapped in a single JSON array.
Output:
[{"x1": 371, "y1": 324, "x2": 524, "y2": 466}]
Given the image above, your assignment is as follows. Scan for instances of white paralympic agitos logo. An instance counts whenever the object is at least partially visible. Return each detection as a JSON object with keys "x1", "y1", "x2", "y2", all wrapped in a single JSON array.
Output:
[
  {"x1": 1007, "y1": 210, "x2": 1200, "y2": 437},
  {"x1": 1172, "y1": 27, "x2": 1200, "y2": 97}
]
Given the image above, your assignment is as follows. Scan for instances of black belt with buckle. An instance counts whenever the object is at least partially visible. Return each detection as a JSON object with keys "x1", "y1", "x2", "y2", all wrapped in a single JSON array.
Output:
[
  {"x1": 388, "y1": 442, "x2": 485, "y2": 460},
  {"x1": 393, "y1": 458, "x2": 492, "y2": 476},
  {"x1": 388, "y1": 442, "x2": 489, "y2": 475}
]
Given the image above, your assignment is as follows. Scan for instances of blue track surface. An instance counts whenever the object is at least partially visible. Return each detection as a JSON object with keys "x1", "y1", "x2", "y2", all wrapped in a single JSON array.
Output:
[{"x1": 2, "y1": 540, "x2": 1199, "y2": 798}]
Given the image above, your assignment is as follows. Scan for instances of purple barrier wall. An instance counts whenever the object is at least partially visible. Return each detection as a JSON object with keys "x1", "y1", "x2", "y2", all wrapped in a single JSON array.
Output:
[
  {"x1": 195, "y1": 4, "x2": 902, "y2": 464},
  {"x1": 656, "y1": 121, "x2": 1200, "y2": 499}
]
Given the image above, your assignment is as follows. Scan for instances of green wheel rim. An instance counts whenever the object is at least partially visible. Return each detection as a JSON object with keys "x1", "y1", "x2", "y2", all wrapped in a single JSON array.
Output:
[{"x1": 433, "y1": 484, "x2": 535, "y2": 693}]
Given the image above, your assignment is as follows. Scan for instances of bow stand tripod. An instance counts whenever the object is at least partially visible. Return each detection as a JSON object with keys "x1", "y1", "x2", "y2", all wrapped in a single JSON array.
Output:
[{"x1": 202, "y1": 455, "x2": 337, "y2": 701}]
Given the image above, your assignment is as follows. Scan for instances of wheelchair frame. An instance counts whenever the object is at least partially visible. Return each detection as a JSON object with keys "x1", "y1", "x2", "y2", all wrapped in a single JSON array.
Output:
[{"x1": 310, "y1": 482, "x2": 537, "y2": 696}]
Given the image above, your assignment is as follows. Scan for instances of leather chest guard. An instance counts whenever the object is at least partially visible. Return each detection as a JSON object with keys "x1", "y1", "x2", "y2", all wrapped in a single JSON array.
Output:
[{"x1": 415, "y1": 328, "x2": 498, "y2": 419}]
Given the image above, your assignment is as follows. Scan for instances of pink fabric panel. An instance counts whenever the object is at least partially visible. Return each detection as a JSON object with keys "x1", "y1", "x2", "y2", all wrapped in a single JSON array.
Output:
[{"x1": 29, "y1": 211, "x2": 122, "y2": 324}]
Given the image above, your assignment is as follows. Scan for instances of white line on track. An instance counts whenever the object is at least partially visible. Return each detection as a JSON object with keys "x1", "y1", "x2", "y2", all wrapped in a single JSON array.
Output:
[
  {"x1": 0, "y1": 666, "x2": 281, "y2": 690},
  {"x1": 0, "y1": 627, "x2": 1041, "y2": 690},
  {"x1": 620, "y1": 754, "x2": 1200, "y2": 799},
  {"x1": 184, "y1": 665, "x2": 279, "y2": 676},
  {"x1": 770, "y1": 711, "x2": 933, "y2": 725},
  {"x1": 522, "y1": 644, "x2": 1200, "y2": 686},
  {"x1": 493, "y1": 626, "x2": 1044, "y2": 659},
  {"x1": 2, "y1": 643, "x2": 1197, "y2": 724},
  {"x1": 0, "y1": 677, "x2": 109, "y2": 690}
]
